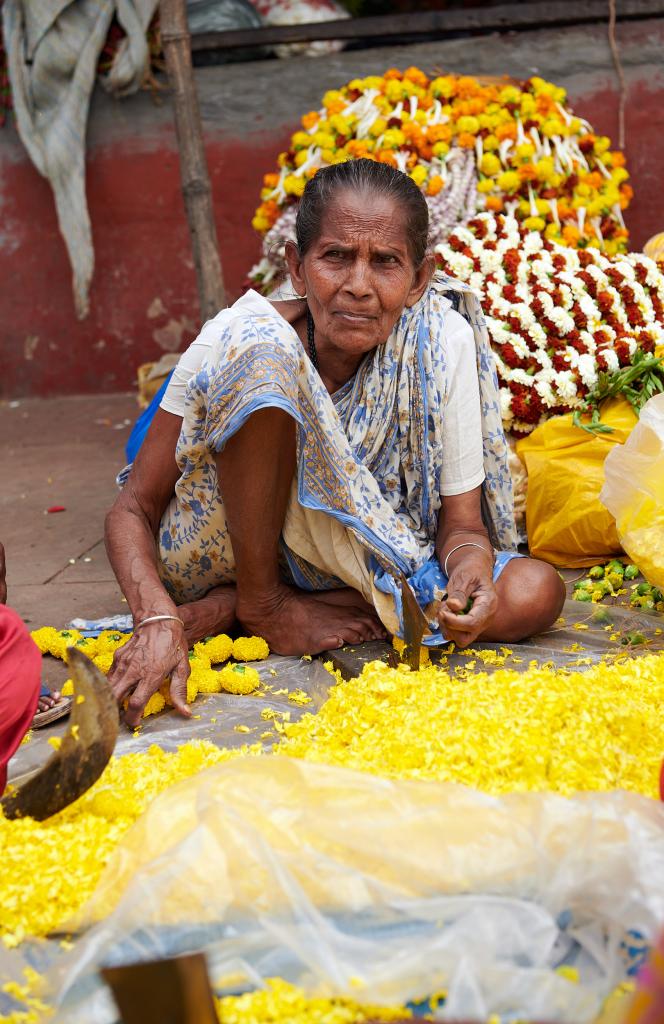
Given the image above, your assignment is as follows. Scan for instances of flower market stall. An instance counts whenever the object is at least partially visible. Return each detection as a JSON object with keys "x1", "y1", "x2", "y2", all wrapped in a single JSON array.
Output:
[
  {"x1": 247, "y1": 67, "x2": 664, "y2": 557},
  {"x1": 3, "y1": 64, "x2": 664, "y2": 1024}
]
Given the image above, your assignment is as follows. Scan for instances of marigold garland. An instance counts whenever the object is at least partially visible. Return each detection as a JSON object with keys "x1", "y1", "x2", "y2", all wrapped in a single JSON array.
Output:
[
  {"x1": 435, "y1": 213, "x2": 664, "y2": 433},
  {"x1": 249, "y1": 68, "x2": 631, "y2": 290}
]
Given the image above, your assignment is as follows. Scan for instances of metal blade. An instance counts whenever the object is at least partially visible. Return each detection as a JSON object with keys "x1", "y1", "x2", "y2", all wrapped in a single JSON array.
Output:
[
  {"x1": 398, "y1": 571, "x2": 430, "y2": 670},
  {"x1": 1, "y1": 647, "x2": 119, "y2": 821}
]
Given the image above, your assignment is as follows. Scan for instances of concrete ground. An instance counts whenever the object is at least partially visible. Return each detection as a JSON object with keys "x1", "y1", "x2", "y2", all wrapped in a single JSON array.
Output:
[{"x1": 1, "y1": 393, "x2": 137, "y2": 686}]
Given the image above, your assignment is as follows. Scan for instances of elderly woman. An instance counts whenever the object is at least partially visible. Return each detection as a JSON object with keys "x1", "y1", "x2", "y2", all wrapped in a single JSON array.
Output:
[{"x1": 106, "y1": 159, "x2": 564, "y2": 725}]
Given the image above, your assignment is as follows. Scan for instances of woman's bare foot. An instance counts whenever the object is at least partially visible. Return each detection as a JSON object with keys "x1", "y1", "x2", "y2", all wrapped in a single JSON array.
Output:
[
  {"x1": 178, "y1": 585, "x2": 238, "y2": 645},
  {"x1": 237, "y1": 584, "x2": 387, "y2": 656}
]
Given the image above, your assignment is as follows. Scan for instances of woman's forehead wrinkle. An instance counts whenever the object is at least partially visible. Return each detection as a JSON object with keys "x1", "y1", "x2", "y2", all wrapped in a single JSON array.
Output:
[{"x1": 319, "y1": 212, "x2": 408, "y2": 252}]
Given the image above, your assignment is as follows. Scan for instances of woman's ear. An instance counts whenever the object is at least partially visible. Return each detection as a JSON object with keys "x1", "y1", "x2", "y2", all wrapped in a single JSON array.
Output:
[
  {"x1": 406, "y1": 253, "x2": 435, "y2": 307},
  {"x1": 284, "y1": 240, "x2": 306, "y2": 297}
]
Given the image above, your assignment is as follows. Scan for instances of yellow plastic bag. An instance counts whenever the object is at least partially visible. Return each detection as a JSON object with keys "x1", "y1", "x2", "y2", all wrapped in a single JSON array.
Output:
[
  {"x1": 516, "y1": 398, "x2": 637, "y2": 567},
  {"x1": 600, "y1": 394, "x2": 664, "y2": 587}
]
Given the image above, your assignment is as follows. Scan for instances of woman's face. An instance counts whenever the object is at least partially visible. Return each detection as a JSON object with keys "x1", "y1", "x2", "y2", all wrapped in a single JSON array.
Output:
[{"x1": 286, "y1": 189, "x2": 431, "y2": 360}]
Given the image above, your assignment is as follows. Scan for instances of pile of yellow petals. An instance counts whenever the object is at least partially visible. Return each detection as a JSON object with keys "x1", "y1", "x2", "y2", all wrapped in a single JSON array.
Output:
[
  {"x1": 30, "y1": 628, "x2": 270, "y2": 718},
  {"x1": 0, "y1": 741, "x2": 253, "y2": 948},
  {"x1": 277, "y1": 655, "x2": 664, "y2": 797},
  {"x1": 215, "y1": 978, "x2": 413, "y2": 1024}
]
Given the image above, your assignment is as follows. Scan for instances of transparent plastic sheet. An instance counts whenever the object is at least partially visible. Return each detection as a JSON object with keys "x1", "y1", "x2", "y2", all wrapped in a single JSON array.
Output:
[
  {"x1": 601, "y1": 394, "x2": 664, "y2": 589},
  {"x1": 25, "y1": 761, "x2": 664, "y2": 1023},
  {"x1": 4, "y1": 602, "x2": 664, "y2": 1021}
]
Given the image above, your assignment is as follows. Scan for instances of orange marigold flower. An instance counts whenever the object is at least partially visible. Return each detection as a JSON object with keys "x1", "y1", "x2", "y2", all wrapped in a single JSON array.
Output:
[
  {"x1": 456, "y1": 75, "x2": 482, "y2": 98},
  {"x1": 457, "y1": 132, "x2": 477, "y2": 149},
  {"x1": 485, "y1": 196, "x2": 504, "y2": 212},
  {"x1": 301, "y1": 111, "x2": 319, "y2": 130},
  {"x1": 612, "y1": 151, "x2": 627, "y2": 167},
  {"x1": 383, "y1": 68, "x2": 403, "y2": 80},
  {"x1": 326, "y1": 99, "x2": 346, "y2": 115},
  {"x1": 263, "y1": 172, "x2": 280, "y2": 188},
  {"x1": 346, "y1": 139, "x2": 370, "y2": 157},
  {"x1": 403, "y1": 66, "x2": 429, "y2": 87},
  {"x1": 518, "y1": 164, "x2": 539, "y2": 182},
  {"x1": 427, "y1": 175, "x2": 444, "y2": 196},
  {"x1": 495, "y1": 122, "x2": 517, "y2": 142},
  {"x1": 376, "y1": 149, "x2": 398, "y2": 167},
  {"x1": 584, "y1": 171, "x2": 603, "y2": 189},
  {"x1": 562, "y1": 224, "x2": 581, "y2": 244},
  {"x1": 427, "y1": 124, "x2": 452, "y2": 143}
]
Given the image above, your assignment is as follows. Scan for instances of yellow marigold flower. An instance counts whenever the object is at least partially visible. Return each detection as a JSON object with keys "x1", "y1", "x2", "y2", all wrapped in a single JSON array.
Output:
[
  {"x1": 523, "y1": 216, "x2": 547, "y2": 232},
  {"x1": 432, "y1": 140, "x2": 450, "y2": 158},
  {"x1": 456, "y1": 114, "x2": 480, "y2": 134},
  {"x1": 283, "y1": 174, "x2": 306, "y2": 197},
  {"x1": 291, "y1": 131, "x2": 311, "y2": 150},
  {"x1": 409, "y1": 164, "x2": 427, "y2": 187},
  {"x1": 497, "y1": 170, "x2": 521, "y2": 193},
  {"x1": 93, "y1": 652, "x2": 114, "y2": 675},
  {"x1": 535, "y1": 157, "x2": 556, "y2": 181},
  {"x1": 322, "y1": 89, "x2": 344, "y2": 109},
  {"x1": 382, "y1": 127, "x2": 405, "y2": 149},
  {"x1": 384, "y1": 80, "x2": 406, "y2": 103},
  {"x1": 369, "y1": 117, "x2": 387, "y2": 138},
  {"x1": 192, "y1": 668, "x2": 224, "y2": 694},
  {"x1": 499, "y1": 84, "x2": 521, "y2": 104},
  {"x1": 202, "y1": 634, "x2": 233, "y2": 664},
  {"x1": 515, "y1": 142, "x2": 535, "y2": 160},
  {"x1": 541, "y1": 117, "x2": 566, "y2": 137},
  {"x1": 480, "y1": 152, "x2": 501, "y2": 176},
  {"x1": 483, "y1": 133, "x2": 500, "y2": 151},
  {"x1": 477, "y1": 178, "x2": 496, "y2": 194},
  {"x1": 219, "y1": 664, "x2": 261, "y2": 695},
  {"x1": 233, "y1": 636, "x2": 270, "y2": 662},
  {"x1": 186, "y1": 674, "x2": 199, "y2": 704},
  {"x1": 142, "y1": 691, "x2": 166, "y2": 718},
  {"x1": 431, "y1": 75, "x2": 456, "y2": 99},
  {"x1": 30, "y1": 626, "x2": 59, "y2": 656},
  {"x1": 294, "y1": 150, "x2": 310, "y2": 168}
]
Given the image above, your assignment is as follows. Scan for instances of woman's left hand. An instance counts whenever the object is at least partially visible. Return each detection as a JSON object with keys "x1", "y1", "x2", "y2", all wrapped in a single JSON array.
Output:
[{"x1": 436, "y1": 560, "x2": 498, "y2": 648}]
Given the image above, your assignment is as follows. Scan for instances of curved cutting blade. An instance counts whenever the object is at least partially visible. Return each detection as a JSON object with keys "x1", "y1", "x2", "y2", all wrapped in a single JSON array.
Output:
[{"x1": 1, "y1": 647, "x2": 119, "y2": 821}]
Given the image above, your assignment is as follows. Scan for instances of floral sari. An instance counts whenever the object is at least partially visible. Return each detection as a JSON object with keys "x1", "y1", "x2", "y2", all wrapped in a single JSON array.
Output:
[{"x1": 157, "y1": 273, "x2": 517, "y2": 641}]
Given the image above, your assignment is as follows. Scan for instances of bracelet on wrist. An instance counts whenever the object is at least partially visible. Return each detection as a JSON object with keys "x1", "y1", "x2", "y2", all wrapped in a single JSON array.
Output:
[
  {"x1": 134, "y1": 614, "x2": 184, "y2": 630},
  {"x1": 443, "y1": 541, "x2": 494, "y2": 578}
]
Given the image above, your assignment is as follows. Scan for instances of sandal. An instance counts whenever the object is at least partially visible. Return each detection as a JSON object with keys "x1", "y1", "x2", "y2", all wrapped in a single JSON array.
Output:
[{"x1": 32, "y1": 684, "x2": 73, "y2": 729}]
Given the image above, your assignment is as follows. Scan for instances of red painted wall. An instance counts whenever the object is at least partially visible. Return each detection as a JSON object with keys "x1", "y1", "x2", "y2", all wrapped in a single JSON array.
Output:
[{"x1": 2, "y1": 25, "x2": 663, "y2": 398}]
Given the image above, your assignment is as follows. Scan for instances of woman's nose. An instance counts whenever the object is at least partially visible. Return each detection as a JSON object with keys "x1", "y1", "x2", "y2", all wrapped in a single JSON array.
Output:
[{"x1": 343, "y1": 258, "x2": 372, "y2": 298}]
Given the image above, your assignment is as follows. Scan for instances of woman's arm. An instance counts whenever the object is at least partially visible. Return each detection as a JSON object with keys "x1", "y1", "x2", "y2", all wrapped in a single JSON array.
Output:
[
  {"x1": 105, "y1": 409, "x2": 192, "y2": 727},
  {"x1": 435, "y1": 487, "x2": 497, "y2": 647}
]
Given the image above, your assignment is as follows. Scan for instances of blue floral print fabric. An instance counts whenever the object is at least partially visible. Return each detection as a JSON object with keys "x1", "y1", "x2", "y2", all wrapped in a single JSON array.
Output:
[{"x1": 156, "y1": 274, "x2": 518, "y2": 632}]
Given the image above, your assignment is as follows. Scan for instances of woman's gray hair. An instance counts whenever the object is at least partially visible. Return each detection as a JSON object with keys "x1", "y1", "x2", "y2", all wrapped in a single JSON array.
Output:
[{"x1": 295, "y1": 158, "x2": 430, "y2": 268}]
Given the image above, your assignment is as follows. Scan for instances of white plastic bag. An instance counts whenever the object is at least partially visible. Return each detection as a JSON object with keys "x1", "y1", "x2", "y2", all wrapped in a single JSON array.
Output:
[
  {"x1": 40, "y1": 757, "x2": 664, "y2": 1023},
  {"x1": 601, "y1": 394, "x2": 664, "y2": 587}
]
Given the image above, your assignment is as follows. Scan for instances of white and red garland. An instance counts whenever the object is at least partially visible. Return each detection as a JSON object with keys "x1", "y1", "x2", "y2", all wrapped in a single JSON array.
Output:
[{"x1": 436, "y1": 214, "x2": 664, "y2": 434}]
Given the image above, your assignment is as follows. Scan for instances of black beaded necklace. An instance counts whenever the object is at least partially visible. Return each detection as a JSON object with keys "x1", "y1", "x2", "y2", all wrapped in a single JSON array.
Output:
[{"x1": 306, "y1": 309, "x2": 319, "y2": 372}]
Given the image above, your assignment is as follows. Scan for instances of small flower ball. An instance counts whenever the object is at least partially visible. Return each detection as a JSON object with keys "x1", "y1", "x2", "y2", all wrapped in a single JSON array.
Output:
[
  {"x1": 232, "y1": 636, "x2": 269, "y2": 662},
  {"x1": 194, "y1": 668, "x2": 224, "y2": 695},
  {"x1": 204, "y1": 633, "x2": 234, "y2": 664},
  {"x1": 219, "y1": 664, "x2": 261, "y2": 695}
]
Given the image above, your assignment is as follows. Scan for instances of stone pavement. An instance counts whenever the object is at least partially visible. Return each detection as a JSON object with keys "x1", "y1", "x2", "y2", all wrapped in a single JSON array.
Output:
[{"x1": 1, "y1": 393, "x2": 137, "y2": 686}]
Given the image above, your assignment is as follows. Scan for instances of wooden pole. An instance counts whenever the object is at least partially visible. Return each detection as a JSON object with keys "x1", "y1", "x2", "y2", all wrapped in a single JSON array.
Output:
[{"x1": 160, "y1": 0, "x2": 226, "y2": 321}]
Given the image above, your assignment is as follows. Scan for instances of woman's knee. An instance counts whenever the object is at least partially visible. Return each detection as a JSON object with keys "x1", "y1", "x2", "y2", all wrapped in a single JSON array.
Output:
[{"x1": 499, "y1": 556, "x2": 566, "y2": 640}]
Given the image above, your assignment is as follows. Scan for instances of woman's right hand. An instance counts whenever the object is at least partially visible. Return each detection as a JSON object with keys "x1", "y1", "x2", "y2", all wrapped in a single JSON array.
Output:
[{"x1": 107, "y1": 619, "x2": 192, "y2": 729}]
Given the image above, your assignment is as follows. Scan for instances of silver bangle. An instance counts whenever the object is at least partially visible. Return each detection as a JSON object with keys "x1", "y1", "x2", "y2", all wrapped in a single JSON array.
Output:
[
  {"x1": 134, "y1": 614, "x2": 184, "y2": 629},
  {"x1": 443, "y1": 542, "x2": 493, "y2": 578}
]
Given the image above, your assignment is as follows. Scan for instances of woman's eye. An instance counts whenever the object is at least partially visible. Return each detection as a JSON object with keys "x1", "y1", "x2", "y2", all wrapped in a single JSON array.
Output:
[
  {"x1": 325, "y1": 250, "x2": 345, "y2": 259},
  {"x1": 376, "y1": 254, "x2": 398, "y2": 264}
]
